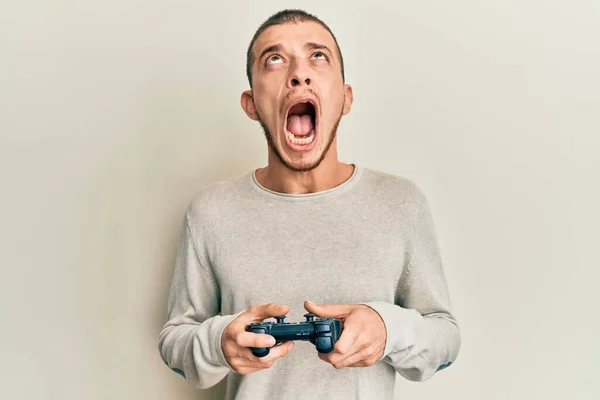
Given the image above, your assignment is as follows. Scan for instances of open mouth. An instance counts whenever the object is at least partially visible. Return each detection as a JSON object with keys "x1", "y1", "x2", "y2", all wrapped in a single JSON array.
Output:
[{"x1": 284, "y1": 99, "x2": 318, "y2": 148}]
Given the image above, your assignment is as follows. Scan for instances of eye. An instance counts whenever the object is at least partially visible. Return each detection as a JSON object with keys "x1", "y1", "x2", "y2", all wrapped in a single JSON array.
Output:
[
  {"x1": 312, "y1": 52, "x2": 329, "y2": 61},
  {"x1": 266, "y1": 54, "x2": 283, "y2": 66}
]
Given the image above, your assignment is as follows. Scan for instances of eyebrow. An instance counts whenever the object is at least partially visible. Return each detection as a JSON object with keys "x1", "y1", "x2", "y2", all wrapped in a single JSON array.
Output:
[
  {"x1": 258, "y1": 42, "x2": 333, "y2": 63},
  {"x1": 305, "y1": 42, "x2": 332, "y2": 56},
  {"x1": 258, "y1": 44, "x2": 282, "y2": 63}
]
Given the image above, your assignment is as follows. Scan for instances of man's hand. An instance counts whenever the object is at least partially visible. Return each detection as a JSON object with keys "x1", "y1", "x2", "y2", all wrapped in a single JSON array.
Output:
[
  {"x1": 221, "y1": 303, "x2": 295, "y2": 374},
  {"x1": 304, "y1": 300, "x2": 387, "y2": 369}
]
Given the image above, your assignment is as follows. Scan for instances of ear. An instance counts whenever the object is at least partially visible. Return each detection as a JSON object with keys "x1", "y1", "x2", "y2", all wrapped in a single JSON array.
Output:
[
  {"x1": 241, "y1": 90, "x2": 259, "y2": 121},
  {"x1": 341, "y1": 84, "x2": 353, "y2": 115}
]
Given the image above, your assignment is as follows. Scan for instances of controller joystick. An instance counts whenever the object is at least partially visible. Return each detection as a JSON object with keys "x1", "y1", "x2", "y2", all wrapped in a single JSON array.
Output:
[{"x1": 246, "y1": 313, "x2": 343, "y2": 358}]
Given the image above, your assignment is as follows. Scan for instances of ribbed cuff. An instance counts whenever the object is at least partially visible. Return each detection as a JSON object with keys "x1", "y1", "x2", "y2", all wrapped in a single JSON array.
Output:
[{"x1": 361, "y1": 301, "x2": 420, "y2": 359}]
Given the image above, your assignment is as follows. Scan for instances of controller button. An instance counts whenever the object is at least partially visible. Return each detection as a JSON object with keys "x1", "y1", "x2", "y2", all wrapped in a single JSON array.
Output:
[
  {"x1": 304, "y1": 312, "x2": 316, "y2": 322},
  {"x1": 315, "y1": 324, "x2": 331, "y2": 333}
]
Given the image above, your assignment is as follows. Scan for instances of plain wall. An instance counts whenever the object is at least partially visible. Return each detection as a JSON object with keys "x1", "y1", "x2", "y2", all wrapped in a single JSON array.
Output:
[{"x1": 1, "y1": 1, "x2": 598, "y2": 399}]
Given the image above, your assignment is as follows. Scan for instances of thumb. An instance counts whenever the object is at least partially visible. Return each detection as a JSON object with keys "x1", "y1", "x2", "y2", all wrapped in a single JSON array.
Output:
[
  {"x1": 245, "y1": 303, "x2": 289, "y2": 323},
  {"x1": 304, "y1": 300, "x2": 352, "y2": 319}
]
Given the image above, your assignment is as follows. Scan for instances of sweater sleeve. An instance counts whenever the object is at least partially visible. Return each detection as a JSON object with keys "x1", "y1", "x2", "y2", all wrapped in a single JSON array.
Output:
[
  {"x1": 363, "y1": 189, "x2": 461, "y2": 381},
  {"x1": 157, "y1": 213, "x2": 242, "y2": 389}
]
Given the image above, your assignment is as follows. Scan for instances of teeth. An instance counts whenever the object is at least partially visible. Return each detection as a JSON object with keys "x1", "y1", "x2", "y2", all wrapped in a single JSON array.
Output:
[{"x1": 286, "y1": 129, "x2": 315, "y2": 145}]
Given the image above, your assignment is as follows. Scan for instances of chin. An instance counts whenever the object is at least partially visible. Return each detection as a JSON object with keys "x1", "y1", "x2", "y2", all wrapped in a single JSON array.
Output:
[
  {"x1": 259, "y1": 114, "x2": 338, "y2": 173},
  {"x1": 279, "y1": 135, "x2": 334, "y2": 173},
  {"x1": 283, "y1": 158, "x2": 322, "y2": 172}
]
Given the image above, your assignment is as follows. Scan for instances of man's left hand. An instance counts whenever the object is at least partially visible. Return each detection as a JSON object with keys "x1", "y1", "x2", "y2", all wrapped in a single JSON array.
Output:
[{"x1": 303, "y1": 300, "x2": 387, "y2": 369}]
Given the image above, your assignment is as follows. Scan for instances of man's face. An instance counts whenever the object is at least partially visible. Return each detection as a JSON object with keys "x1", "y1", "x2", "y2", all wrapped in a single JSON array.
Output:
[{"x1": 242, "y1": 21, "x2": 353, "y2": 172}]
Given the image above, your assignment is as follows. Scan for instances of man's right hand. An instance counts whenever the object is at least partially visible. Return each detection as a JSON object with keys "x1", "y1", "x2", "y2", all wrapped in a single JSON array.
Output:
[{"x1": 221, "y1": 303, "x2": 296, "y2": 374}]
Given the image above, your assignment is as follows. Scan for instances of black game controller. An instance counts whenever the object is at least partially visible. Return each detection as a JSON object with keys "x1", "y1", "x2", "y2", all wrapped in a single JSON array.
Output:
[{"x1": 245, "y1": 313, "x2": 343, "y2": 357}]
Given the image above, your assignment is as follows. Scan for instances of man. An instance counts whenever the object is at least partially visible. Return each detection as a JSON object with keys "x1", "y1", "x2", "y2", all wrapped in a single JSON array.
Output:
[{"x1": 158, "y1": 9, "x2": 461, "y2": 399}]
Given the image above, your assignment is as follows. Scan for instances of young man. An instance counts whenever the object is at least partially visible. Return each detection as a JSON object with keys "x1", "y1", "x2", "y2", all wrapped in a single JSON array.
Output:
[{"x1": 158, "y1": 9, "x2": 461, "y2": 399}]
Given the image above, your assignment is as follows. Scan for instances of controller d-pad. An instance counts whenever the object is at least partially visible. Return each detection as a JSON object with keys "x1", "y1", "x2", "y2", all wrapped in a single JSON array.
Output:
[
  {"x1": 315, "y1": 324, "x2": 330, "y2": 333},
  {"x1": 316, "y1": 336, "x2": 333, "y2": 350}
]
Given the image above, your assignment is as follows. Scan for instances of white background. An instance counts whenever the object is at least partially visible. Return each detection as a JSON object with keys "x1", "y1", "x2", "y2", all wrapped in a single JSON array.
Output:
[{"x1": 1, "y1": 1, "x2": 598, "y2": 399}]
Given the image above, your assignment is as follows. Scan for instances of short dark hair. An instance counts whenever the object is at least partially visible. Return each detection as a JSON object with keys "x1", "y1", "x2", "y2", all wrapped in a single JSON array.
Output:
[{"x1": 245, "y1": 9, "x2": 345, "y2": 88}]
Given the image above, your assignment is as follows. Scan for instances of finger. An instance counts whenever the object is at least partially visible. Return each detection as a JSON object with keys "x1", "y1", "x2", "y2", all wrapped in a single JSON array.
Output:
[
  {"x1": 229, "y1": 355, "x2": 263, "y2": 369},
  {"x1": 324, "y1": 345, "x2": 361, "y2": 367},
  {"x1": 333, "y1": 348, "x2": 372, "y2": 369},
  {"x1": 234, "y1": 340, "x2": 296, "y2": 365},
  {"x1": 228, "y1": 356, "x2": 266, "y2": 374},
  {"x1": 332, "y1": 327, "x2": 360, "y2": 357},
  {"x1": 304, "y1": 301, "x2": 352, "y2": 319},
  {"x1": 234, "y1": 331, "x2": 276, "y2": 348},
  {"x1": 252, "y1": 341, "x2": 295, "y2": 364},
  {"x1": 317, "y1": 331, "x2": 362, "y2": 366},
  {"x1": 347, "y1": 351, "x2": 381, "y2": 368},
  {"x1": 245, "y1": 303, "x2": 290, "y2": 323},
  {"x1": 236, "y1": 367, "x2": 263, "y2": 375}
]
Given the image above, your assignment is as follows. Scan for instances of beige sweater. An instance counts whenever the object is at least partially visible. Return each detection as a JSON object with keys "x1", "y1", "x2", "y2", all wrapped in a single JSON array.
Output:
[{"x1": 158, "y1": 164, "x2": 461, "y2": 399}]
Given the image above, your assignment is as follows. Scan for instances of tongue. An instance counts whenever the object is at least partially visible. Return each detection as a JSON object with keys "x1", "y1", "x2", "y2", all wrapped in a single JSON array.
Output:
[{"x1": 287, "y1": 114, "x2": 314, "y2": 136}]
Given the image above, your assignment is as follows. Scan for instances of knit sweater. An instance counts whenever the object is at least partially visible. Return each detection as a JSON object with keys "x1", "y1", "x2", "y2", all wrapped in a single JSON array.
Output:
[{"x1": 158, "y1": 164, "x2": 461, "y2": 399}]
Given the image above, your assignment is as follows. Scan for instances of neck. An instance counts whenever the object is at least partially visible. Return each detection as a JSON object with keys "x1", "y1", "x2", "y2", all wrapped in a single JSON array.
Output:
[{"x1": 255, "y1": 157, "x2": 355, "y2": 194}]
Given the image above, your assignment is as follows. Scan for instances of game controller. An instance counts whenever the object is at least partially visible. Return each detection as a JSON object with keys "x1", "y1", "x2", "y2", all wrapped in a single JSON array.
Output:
[{"x1": 245, "y1": 312, "x2": 343, "y2": 357}]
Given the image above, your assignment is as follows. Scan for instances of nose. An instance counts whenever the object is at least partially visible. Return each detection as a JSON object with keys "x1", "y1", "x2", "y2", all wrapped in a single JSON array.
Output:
[
  {"x1": 287, "y1": 62, "x2": 312, "y2": 88},
  {"x1": 290, "y1": 76, "x2": 311, "y2": 87}
]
